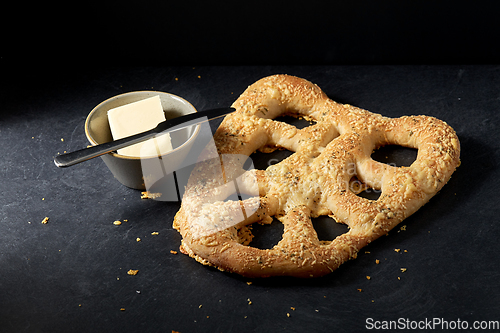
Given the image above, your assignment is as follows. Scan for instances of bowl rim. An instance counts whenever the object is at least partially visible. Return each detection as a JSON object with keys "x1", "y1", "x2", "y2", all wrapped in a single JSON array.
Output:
[{"x1": 84, "y1": 91, "x2": 201, "y2": 161}]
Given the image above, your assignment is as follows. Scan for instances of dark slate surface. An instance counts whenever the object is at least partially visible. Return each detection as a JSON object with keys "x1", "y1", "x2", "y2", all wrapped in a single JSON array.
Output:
[{"x1": 0, "y1": 65, "x2": 499, "y2": 332}]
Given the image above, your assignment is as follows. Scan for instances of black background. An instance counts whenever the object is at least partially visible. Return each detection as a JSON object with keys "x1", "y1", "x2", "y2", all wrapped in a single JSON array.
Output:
[
  {"x1": 1, "y1": 1, "x2": 500, "y2": 332},
  {"x1": 4, "y1": 0, "x2": 500, "y2": 67}
]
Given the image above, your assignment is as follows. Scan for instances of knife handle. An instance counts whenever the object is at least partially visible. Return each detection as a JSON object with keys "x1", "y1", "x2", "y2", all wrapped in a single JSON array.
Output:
[{"x1": 54, "y1": 129, "x2": 156, "y2": 167}]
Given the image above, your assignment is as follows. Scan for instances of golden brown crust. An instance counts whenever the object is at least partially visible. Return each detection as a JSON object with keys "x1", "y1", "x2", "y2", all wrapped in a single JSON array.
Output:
[{"x1": 173, "y1": 74, "x2": 460, "y2": 278}]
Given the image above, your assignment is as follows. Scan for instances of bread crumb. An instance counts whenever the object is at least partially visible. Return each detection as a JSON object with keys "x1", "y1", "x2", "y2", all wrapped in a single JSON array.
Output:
[
  {"x1": 41, "y1": 217, "x2": 49, "y2": 224},
  {"x1": 375, "y1": 259, "x2": 380, "y2": 264},
  {"x1": 290, "y1": 307, "x2": 295, "y2": 310},
  {"x1": 246, "y1": 282, "x2": 252, "y2": 285},
  {"x1": 286, "y1": 313, "x2": 290, "y2": 317},
  {"x1": 127, "y1": 269, "x2": 139, "y2": 276},
  {"x1": 199, "y1": 304, "x2": 202, "y2": 308},
  {"x1": 141, "y1": 191, "x2": 162, "y2": 199},
  {"x1": 394, "y1": 248, "x2": 401, "y2": 253},
  {"x1": 366, "y1": 276, "x2": 371, "y2": 280},
  {"x1": 113, "y1": 220, "x2": 122, "y2": 225},
  {"x1": 136, "y1": 238, "x2": 141, "y2": 242},
  {"x1": 170, "y1": 250, "x2": 178, "y2": 254},
  {"x1": 400, "y1": 268, "x2": 407, "y2": 272},
  {"x1": 151, "y1": 232, "x2": 159, "y2": 235},
  {"x1": 120, "y1": 308, "x2": 125, "y2": 311},
  {"x1": 357, "y1": 289, "x2": 362, "y2": 292},
  {"x1": 61, "y1": 138, "x2": 64, "y2": 142}
]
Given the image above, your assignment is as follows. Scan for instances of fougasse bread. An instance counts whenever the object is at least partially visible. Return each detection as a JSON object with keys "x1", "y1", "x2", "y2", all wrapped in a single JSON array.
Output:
[{"x1": 173, "y1": 74, "x2": 460, "y2": 278}]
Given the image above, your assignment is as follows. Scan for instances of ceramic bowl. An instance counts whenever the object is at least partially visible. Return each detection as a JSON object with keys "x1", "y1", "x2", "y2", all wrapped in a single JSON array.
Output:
[{"x1": 85, "y1": 91, "x2": 199, "y2": 190}]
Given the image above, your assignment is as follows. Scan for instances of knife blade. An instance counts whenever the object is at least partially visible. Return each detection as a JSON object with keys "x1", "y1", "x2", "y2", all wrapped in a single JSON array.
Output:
[{"x1": 54, "y1": 107, "x2": 234, "y2": 168}]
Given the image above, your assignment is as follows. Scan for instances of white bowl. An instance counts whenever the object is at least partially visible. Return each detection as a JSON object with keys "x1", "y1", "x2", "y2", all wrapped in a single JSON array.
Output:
[{"x1": 85, "y1": 91, "x2": 199, "y2": 190}]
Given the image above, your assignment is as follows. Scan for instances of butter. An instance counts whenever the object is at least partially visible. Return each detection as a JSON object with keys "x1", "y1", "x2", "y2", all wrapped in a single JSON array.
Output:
[{"x1": 107, "y1": 95, "x2": 173, "y2": 157}]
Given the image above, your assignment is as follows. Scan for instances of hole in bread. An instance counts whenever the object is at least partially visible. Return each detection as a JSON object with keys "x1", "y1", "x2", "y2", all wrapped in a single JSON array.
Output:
[
  {"x1": 250, "y1": 148, "x2": 294, "y2": 170},
  {"x1": 349, "y1": 176, "x2": 382, "y2": 201},
  {"x1": 356, "y1": 188, "x2": 382, "y2": 201},
  {"x1": 371, "y1": 145, "x2": 418, "y2": 167},
  {"x1": 311, "y1": 216, "x2": 349, "y2": 243},
  {"x1": 274, "y1": 114, "x2": 316, "y2": 129},
  {"x1": 248, "y1": 218, "x2": 284, "y2": 249}
]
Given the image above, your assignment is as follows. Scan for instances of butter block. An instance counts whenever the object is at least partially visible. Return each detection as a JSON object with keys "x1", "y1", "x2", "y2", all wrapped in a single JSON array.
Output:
[{"x1": 107, "y1": 95, "x2": 173, "y2": 157}]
